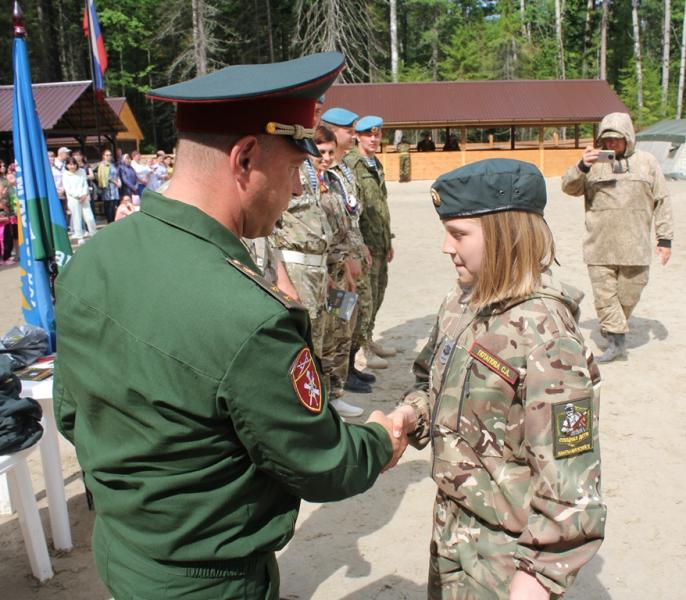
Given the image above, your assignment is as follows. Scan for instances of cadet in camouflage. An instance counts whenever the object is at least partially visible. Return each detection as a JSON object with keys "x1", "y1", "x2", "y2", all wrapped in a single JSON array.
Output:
[
  {"x1": 393, "y1": 159, "x2": 606, "y2": 599},
  {"x1": 270, "y1": 161, "x2": 331, "y2": 357}
]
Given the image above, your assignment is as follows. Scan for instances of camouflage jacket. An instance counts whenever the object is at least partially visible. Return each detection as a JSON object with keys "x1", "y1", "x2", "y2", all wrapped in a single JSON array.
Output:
[
  {"x1": 402, "y1": 272, "x2": 606, "y2": 595},
  {"x1": 561, "y1": 112, "x2": 673, "y2": 265},
  {"x1": 270, "y1": 161, "x2": 330, "y2": 255},
  {"x1": 328, "y1": 164, "x2": 366, "y2": 261},
  {"x1": 345, "y1": 149, "x2": 392, "y2": 255},
  {"x1": 316, "y1": 166, "x2": 354, "y2": 264},
  {"x1": 241, "y1": 237, "x2": 279, "y2": 285}
]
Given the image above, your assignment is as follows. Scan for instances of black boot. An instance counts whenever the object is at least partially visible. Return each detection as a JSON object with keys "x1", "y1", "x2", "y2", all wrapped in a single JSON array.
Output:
[
  {"x1": 344, "y1": 371, "x2": 372, "y2": 393},
  {"x1": 596, "y1": 333, "x2": 627, "y2": 363},
  {"x1": 349, "y1": 347, "x2": 376, "y2": 383}
]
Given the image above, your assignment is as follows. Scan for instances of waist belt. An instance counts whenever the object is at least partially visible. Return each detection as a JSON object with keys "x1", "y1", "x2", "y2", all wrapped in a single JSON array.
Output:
[{"x1": 281, "y1": 249, "x2": 326, "y2": 267}]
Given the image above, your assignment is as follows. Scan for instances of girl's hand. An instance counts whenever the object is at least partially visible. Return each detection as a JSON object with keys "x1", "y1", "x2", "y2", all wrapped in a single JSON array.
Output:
[{"x1": 509, "y1": 571, "x2": 549, "y2": 600}]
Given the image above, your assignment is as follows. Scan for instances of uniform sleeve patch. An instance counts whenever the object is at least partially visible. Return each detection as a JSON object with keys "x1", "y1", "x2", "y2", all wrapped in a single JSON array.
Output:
[
  {"x1": 552, "y1": 398, "x2": 593, "y2": 459},
  {"x1": 468, "y1": 342, "x2": 520, "y2": 385},
  {"x1": 226, "y1": 257, "x2": 303, "y2": 310},
  {"x1": 289, "y1": 347, "x2": 323, "y2": 414}
]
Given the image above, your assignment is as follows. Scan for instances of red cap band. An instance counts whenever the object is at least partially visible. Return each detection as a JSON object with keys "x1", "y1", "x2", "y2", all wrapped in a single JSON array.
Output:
[{"x1": 176, "y1": 97, "x2": 316, "y2": 135}]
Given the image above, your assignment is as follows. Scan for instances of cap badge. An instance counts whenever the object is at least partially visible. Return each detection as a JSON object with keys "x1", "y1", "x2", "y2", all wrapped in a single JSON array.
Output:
[
  {"x1": 431, "y1": 188, "x2": 441, "y2": 207},
  {"x1": 266, "y1": 121, "x2": 314, "y2": 140}
]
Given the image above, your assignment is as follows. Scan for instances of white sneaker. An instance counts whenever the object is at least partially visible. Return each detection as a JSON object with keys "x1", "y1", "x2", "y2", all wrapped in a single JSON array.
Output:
[
  {"x1": 331, "y1": 397, "x2": 364, "y2": 418},
  {"x1": 355, "y1": 346, "x2": 388, "y2": 370},
  {"x1": 368, "y1": 340, "x2": 397, "y2": 358}
]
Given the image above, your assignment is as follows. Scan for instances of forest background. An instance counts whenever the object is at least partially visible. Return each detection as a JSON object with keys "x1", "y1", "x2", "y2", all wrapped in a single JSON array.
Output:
[{"x1": 0, "y1": 0, "x2": 682, "y2": 153}]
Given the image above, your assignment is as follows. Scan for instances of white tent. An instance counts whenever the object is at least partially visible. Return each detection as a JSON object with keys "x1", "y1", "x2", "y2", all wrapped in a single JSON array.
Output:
[{"x1": 635, "y1": 119, "x2": 686, "y2": 179}]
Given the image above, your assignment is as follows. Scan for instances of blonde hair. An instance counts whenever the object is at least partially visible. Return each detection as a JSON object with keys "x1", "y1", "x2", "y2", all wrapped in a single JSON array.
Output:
[{"x1": 470, "y1": 210, "x2": 555, "y2": 310}]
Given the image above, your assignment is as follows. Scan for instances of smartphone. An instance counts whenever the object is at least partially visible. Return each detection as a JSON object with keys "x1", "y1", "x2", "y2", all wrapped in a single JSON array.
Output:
[{"x1": 596, "y1": 150, "x2": 615, "y2": 162}]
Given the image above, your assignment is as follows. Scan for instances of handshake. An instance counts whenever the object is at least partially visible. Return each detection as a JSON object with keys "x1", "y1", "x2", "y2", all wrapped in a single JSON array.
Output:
[{"x1": 366, "y1": 405, "x2": 417, "y2": 472}]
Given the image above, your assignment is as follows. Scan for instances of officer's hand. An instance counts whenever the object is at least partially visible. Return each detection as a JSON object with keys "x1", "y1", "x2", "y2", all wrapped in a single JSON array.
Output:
[
  {"x1": 509, "y1": 570, "x2": 550, "y2": 600},
  {"x1": 366, "y1": 410, "x2": 408, "y2": 472},
  {"x1": 387, "y1": 405, "x2": 417, "y2": 437},
  {"x1": 387, "y1": 246, "x2": 395, "y2": 263},
  {"x1": 656, "y1": 245, "x2": 671, "y2": 265},
  {"x1": 582, "y1": 145, "x2": 600, "y2": 167}
]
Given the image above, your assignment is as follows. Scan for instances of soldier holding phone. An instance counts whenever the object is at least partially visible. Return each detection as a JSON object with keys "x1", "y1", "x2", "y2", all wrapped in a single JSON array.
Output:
[{"x1": 562, "y1": 112, "x2": 673, "y2": 362}]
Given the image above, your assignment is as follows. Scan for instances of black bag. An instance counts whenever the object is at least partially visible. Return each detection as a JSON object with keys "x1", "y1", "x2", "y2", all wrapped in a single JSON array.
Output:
[
  {"x1": 0, "y1": 325, "x2": 50, "y2": 370},
  {"x1": 0, "y1": 355, "x2": 43, "y2": 454}
]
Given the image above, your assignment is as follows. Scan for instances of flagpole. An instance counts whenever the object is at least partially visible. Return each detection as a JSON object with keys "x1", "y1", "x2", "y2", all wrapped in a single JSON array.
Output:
[{"x1": 84, "y1": 0, "x2": 102, "y2": 151}]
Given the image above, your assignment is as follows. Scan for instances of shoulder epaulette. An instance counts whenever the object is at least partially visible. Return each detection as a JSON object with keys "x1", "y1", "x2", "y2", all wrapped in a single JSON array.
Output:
[{"x1": 226, "y1": 257, "x2": 305, "y2": 310}]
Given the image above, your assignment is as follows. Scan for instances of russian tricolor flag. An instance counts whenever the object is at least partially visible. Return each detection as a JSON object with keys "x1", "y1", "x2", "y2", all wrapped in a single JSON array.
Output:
[{"x1": 83, "y1": 0, "x2": 107, "y2": 98}]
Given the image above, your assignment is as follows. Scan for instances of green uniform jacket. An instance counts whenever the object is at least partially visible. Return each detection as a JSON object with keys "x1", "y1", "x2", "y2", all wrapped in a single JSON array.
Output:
[
  {"x1": 54, "y1": 192, "x2": 392, "y2": 581},
  {"x1": 345, "y1": 149, "x2": 392, "y2": 255}
]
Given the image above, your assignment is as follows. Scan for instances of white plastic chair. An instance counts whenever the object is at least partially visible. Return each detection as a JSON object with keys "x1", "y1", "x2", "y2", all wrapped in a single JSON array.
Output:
[{"x1": 0, "y1": 443, "x2": 54, "y2": 581}]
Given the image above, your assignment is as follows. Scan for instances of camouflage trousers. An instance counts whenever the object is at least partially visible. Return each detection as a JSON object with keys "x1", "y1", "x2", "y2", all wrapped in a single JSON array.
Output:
[
  {"x1": 367, "y1": 252, "x2": 389, "y2": 341},
  {"x1": 429, "y1": 491, "x2": 518, "y2": 600},
  {"x1": 399, "y1": 154, "x2": 411, "y2": 182},
  {"x1": 587, "y1": 265, "x2": 649, "y2": 334},
  {"x1": 283, "y1": 261, "x2": 328, "y2": 357},
  {"x1": 321, "y1": 263, "x2": 358, "y2": 394},
  {"x1": 352, "y1": 256, "x2": 374, "y2": 350}
]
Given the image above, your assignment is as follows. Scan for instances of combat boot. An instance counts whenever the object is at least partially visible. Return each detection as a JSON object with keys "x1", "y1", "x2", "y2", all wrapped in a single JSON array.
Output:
[
  {"x1": 348, "y1": 349, "x2": 376, "y2": 383},
  {"x1": 356, "y1": 345, "x2": 388, "y2": 370},
  {"x1": 596, "y1": 333, "x2": 627, "y2": 363},
  {"x1": 344, "y1": 371, "x2": 372, "y2": 393},
  {"x1": 368, "y1": 339, "x2": 397, "y2": 358}
]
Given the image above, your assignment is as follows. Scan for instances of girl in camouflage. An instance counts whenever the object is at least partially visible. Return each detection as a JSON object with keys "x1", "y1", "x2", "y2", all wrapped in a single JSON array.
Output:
[{"x1": 392, "y1": 159, "x2": 605, "y2": 600}]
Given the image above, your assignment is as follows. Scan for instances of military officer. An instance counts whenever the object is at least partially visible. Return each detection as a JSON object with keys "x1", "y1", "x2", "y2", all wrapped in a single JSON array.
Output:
[
  {"x1": 54, "y1": 53, "x2": 407, "y2": 600},
  {"x1": 389, "y1": 159, "x2": 606, "y2": 599},
  {"x1": 345, "y1": 115, "x2": 397, "y2": 370}
]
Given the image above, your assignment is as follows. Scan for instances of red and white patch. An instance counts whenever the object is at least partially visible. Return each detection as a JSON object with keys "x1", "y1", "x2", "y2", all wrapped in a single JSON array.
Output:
[{"x1": 289, "y1": 347, "x2": 323, "y2": 414}]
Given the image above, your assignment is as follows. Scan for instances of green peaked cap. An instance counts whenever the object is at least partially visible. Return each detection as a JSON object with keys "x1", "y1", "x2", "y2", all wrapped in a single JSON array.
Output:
[
  {"x1": 430, "y1": 158, "x2": 546, "y2": 219},
  {"x1": 147, "y1": 52, "x2": 345, "y2": 156}
]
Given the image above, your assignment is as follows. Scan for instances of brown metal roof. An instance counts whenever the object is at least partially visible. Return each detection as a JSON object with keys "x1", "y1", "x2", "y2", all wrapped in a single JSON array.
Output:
[
  {"x1": 324, "y1": 80, "x2": 629, "y2": 128},
  {"x1": 106, "y1": 97, "x2": 127, "y2": 116},
  {"x1": 0, "y1": 81, "x2": 125, "y2": 136}
]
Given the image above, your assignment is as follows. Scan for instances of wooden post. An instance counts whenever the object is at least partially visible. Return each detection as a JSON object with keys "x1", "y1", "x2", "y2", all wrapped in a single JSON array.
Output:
[
  {"x1": 575, "y1": 124, "x2": 580, "y2": 149},
  {"x1": 552, "y1": 131, "x2": 559, "y2": 146},
  {"x1": 510, "y1": 126, "x2": 516, "y2": 150},
  {"x1": 461, "y1": 127, "x2": 467, "y2": 166},
  {"x1": 538, "y1": 127, "x2": 545, "y2": 173},
  {"x1": 488, "y1": 134, "x2": 494, "y2": 147}
]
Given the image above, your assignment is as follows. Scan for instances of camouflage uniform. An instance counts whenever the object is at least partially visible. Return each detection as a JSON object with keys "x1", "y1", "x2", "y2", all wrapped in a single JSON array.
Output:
[
  {"x1": 397, "y1": 141, "x2": 411, "y2": 183},
  {"x1": 402, "y1": 272, "x2": 606, "y2": 599},
  {"x1": 241, "y1": 236, "x2": 280, "y2": 285},
  {"x1": 318, "y1": 165, "x2": 367, "y2": 395},
  {"x1": 561, "y1": 112, "x2": 674, "y2": 334},
  {"x1": 270, "y1": 162, "x2": 330, "y2": 357},
  {"x1": 345, "y1": 148, "x2": 392, "y2": 343}
]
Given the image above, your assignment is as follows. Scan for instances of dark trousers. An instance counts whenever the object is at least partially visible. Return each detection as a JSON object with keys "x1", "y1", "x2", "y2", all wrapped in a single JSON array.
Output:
[
  {"x1": 1, "y1": 222, "x2": 13, "y2": 260},
  {"x1": 104, "y1": 200, "x2": 117, "y2": 224}
]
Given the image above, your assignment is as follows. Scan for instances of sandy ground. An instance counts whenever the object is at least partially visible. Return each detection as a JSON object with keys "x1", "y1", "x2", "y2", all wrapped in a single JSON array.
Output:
[{"x1": 1, "y1": 178, "x2": 685, "y2": 599}]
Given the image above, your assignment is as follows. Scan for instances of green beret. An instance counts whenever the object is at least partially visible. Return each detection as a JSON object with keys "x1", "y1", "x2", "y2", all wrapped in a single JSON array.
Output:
[{"x1": 430, "y1": 159, "x2": 546, "y2": 219}]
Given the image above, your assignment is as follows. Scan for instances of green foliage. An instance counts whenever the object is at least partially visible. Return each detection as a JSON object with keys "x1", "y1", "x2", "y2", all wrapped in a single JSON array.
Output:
[{"x1": 0, "y1": 0, "x2": 683, "y2": 149}]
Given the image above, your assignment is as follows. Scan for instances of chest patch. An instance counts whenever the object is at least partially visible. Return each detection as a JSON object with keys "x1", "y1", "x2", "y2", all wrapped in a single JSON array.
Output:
[
  {"x1": 552, "y1": 398, "x2": 593, "y2": 459},
  {"x1": 289, "y1": 347, "x2": 323, "y2": 414},
  {"x1": 468, "y1": 342, "x2": 519, "y2": 386}
]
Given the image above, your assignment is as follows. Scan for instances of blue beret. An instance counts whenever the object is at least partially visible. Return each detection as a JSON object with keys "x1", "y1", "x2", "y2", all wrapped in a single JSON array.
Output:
[
  {"x1": 321, "y1": 107, "x2": 359, "y2": 127},
  {"x1": 355, "y1": 115, "x2": 383, "y2": 133},
  {"x1": 431, "y1": 159, "x2": 546, "y2": 219}
]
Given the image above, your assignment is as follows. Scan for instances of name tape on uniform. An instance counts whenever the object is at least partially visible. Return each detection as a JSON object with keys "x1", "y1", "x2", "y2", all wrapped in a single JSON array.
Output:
[{"x1": 468, "y1": 342, "x2": 520, "y2": 386}]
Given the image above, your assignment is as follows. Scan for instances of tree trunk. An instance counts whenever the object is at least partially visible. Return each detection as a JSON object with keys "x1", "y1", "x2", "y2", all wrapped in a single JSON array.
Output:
[
  {"x1": 555, "y1": 0, "x2": 566, "y2": 79},
  {"x1": 632, "y1": 0, "x2": 644, "y2": 110},
  {"x1": 677, "y1": 0, "x2": 686, "y2": 117},
  {"x1": 54, "y1": 1, "x2": 72, "y2": 80},
  {"x1": 520, "y1": 0, "x2": 531, "y2": 42},
  {"x1": 192, "y1": 0, "x2": 208, "y2": 76},
  {"x1": 265, "y1": 0, "x2": 275, "y2": 62},
  {"x1": 662, "y1": 0, "x2": 672, "y2": 114},
  {"x1": 582, "y1": 0, "x2": 594, "y2": 77},
  {"x1": 600, "y1": 0, "x2": 609, "y2": 80},
  {"x1": 390, "y1": 0, "x2": 399, "y2": 82}
]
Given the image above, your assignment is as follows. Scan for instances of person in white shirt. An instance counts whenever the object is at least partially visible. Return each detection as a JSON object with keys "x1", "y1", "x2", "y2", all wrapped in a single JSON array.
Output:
[{"x1": 63, "y1": 156, "x2": 97, "y2": 243}]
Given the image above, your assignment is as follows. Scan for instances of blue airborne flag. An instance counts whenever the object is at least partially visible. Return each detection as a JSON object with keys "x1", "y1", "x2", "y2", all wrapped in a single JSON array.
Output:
[{"x1": 12, "y1": 3, "x2": 72, "y2": 350}]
